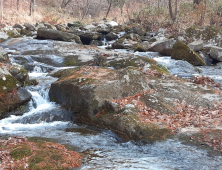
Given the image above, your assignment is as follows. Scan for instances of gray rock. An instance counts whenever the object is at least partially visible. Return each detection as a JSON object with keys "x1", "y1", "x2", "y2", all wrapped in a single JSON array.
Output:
[
  {"x1": 210, "y1": 46, "x2": 222, "y2": 61},
  {"x1": 17, "y1": 88, "x2": 32, "y2": 103},
  {"x1": 141, "y1": 41, "x2": 150, "y2": 49},
  {"x1": 37, "y1": 28, "x2": 82, "y2": 44},
  {"x1": 188, "y1": 40, "x2": 204, "y2": 52},
  {"x1": 13, "y1": 23, "x2": 25, "y2": 30},
  {"x1": 97, "y1": 23, "x2": 111, "y2": 34},
  {"x1": 125, "y1": 24, "x2": 146, "y2": 36},
  {"x1": 0, "y1": 32, "x2": 9, "y2": 40},
  {"x1": 55, "y1": 24, "x2": 67, "y2": 31},
  {"x1": 105, "y1": 21, "x2": 118, "y2": 27},
  {"x1": 35, "y1": 22, "x2": 45, "y2": 29},
  {"x1": 84, "y1": 24, "x2": 96, "y2": 30},
  {"x1": 24, "y1": 22, "x2": 35, "y2": 31},
  {"x1": 0, "y1": 47, "x2": 9, "y2": 63},
  {"x1": 157, "y1": 28, "x2": 167, "y2": 34},
  {"x1": 149, "y1": 40, "x2": 175, "y2": 56}
]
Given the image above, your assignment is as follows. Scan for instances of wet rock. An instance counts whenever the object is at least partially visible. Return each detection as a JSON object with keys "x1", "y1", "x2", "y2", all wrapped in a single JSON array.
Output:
[
  {"x1": 188, "y1": 40, "x2": 204, "y2": 52},
  {"x1": 0, "y1": 47, "x2": 9, "y2": 63},
  {"x1": 148, "y1": 40, "x2": 175, "y2": 56},
  {"x1": 105, "y1": 32, "x2": 118, "y2": 41},
  {"x1": 37, "y1": 28, "x2": 82, "y2": 44},
  {"x1": 210, "y1": 46, "x2": 222, "y2": 62},
  {"x1": 24, "y1": 22, "x2": 35, "y2": 31},
  {"x1": 171, "y1": 40, "x2": 206, "y2": 66}
]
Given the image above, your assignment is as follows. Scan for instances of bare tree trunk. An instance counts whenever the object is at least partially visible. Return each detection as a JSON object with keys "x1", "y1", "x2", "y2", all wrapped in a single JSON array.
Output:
[
  {"x1": 81, "y1": 0, "x2": 90, "y2": 21},
  {"x1": 1, "y1": 0, "x2": 3, "y2": 23},
  {"x1": 106, "y1": 0, "x2": 112, "y2": 18},
  {"x1": 30, "y1": 0, "x2": 35, "y2": 16},
  {"x1": 61, "y1": 0, "x2": 72, "y2": 8},
  {"x1": 17, "y1": 0, "x2": 19, "y2": 10},
  {"x1": 168, "y1": 0, "x2": 177, "y2": 22}
]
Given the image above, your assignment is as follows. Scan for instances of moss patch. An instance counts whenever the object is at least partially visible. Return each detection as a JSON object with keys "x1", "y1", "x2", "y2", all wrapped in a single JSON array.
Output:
[
  {"x1": 10, "y1": 146, "x2": 32, "y2": 160},
  {"x1": 109, "y1": 59, "x2": 139, "y2": 69},
  {"x1": 0, "y1": 75, "x2": 18, "y2": 93}
]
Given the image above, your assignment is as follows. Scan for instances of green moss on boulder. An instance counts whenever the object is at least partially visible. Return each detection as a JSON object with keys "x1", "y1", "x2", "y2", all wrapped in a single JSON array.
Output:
[{"x1": 171, "y1": 40, "x2": 206, "y2": 66}]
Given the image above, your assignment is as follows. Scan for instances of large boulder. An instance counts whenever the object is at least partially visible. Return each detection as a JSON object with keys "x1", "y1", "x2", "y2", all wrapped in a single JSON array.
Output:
[
  {"x1": 210, "y1": 46, "x2": 222, "y2": 62},
  {"x1": 171, "y1": 41, "x2": 206, "y2": 66},
  {"x1": 125, "y1": 24, "x2": 146, "y2": 36},
  {"x1": 105, "y1": 32, "x2": 118, "y2": 41},
  {"x1": 24, "y1": 22, "x2": 35, "y2": 31},
  {"x1": 37, "y1": 28, "x2": 82, "y2": 44},
  {"x1": 13, "y1": 23, "x2": 25, "y2": 30},
  {"x1": 148, "y1": 40, "x2": 175, "y2": 56},
  {"x1": 0, "y1": 47, "x2": 9, "y2": 63},
  {"x1": 78, "y1": 32, "x2": 102, "y2": 45},
  {"x1": 49, "y1": 65, "x2": 222, "y2": 143},
  {"x1": 49, "y1": 66, "x2": 171, "y2": 143},
  {"x1": 0, "y1": 63, "x2": 31, "y2": 118},
  {"x1": 188, "y1": 40, "x2": 204, "y2": 52}
]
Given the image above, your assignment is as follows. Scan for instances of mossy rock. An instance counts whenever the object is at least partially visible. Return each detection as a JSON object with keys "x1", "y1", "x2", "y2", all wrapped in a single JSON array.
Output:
[
  {"x1": 171, "y1": 40, "x2": 206, "y2": 66},
  {"x1": 132, "y1": 44, "x2": 147, "y2": 52},
  {"x1": 0, "y1": 75, "x2": 19, "y2": 93},
  {"x1": 202, "y1": 25, "x2": 221, "y2": 41},
  {"x1": 185, "y1": 25, "x2": 222, "y2": 44},
  {"x1": 185, "y1": 25, "x2": 201, "y2": 39},
  {"x1": 62, "y1": 55, "x2": 80, "y2": 66},
  {"x1": 70, "y1": 21, "x2": 85, "y2": 28}
]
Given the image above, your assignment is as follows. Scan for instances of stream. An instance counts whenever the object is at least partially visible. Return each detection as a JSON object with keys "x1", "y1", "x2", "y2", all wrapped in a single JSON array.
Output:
[{"x1": 0, "y1": 38, "x2": 222, "y2": 170}]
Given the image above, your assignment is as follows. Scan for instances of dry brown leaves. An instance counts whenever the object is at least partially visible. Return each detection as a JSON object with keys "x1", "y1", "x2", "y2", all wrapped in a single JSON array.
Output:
[
  {"x1": 57, "y1": 66, "x2": 117, "y2": 84},
  {"x1": 0, "y1": 137, "x2": 82, "y2": 170},
  {"x1": 110, "y1": 91, "x2": 222, "y2": 146},
  {"x1": 141, "y1": 68, "x2": 165, "y2": 78},
  {"x1": 190, "y1": 76, "x2": 222, "y2": 89}
]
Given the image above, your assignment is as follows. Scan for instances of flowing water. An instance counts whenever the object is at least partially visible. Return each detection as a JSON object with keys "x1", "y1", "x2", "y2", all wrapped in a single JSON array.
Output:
[{"x1": 1, "y1": 38, "x2": 222, "y2": 170}]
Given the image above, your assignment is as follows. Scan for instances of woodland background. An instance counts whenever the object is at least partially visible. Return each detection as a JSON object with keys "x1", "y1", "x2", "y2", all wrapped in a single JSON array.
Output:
[{"x1": 0, "y1": 0, "x2": 222, "y2": 32}]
